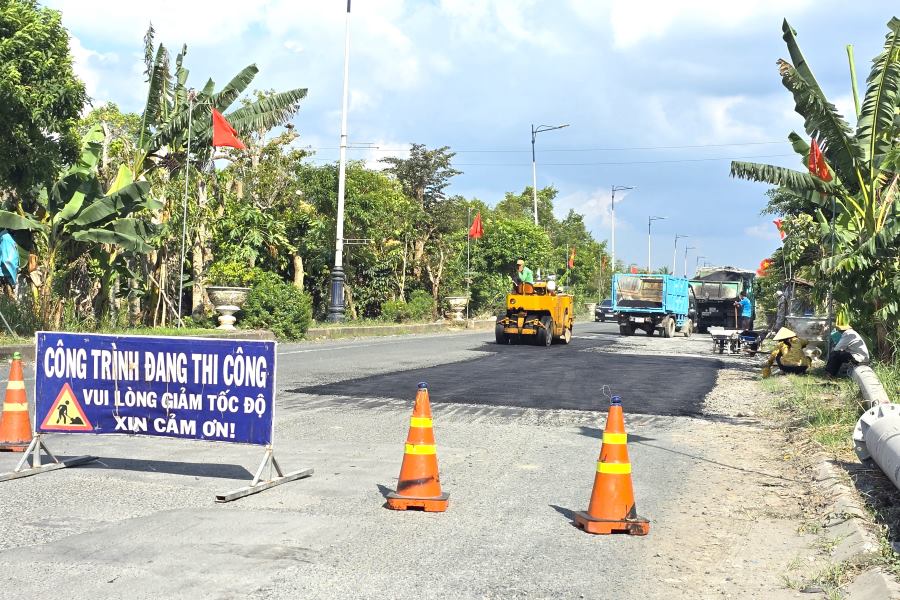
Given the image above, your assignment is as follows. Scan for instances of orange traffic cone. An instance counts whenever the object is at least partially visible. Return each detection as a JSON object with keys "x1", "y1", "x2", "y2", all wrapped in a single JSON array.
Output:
[
  {"x1": 386, "y1": 382, "x2": 449, "y2": 512},
  {"x1": 0, "y1": 352, "x2": 33, "y2": 452},
  {"x1": 574, "y1": 395, "x2": 649, "y2": 535}
]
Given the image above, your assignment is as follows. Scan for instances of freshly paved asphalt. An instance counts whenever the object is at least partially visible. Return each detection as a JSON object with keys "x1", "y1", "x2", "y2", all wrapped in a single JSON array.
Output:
[{"x1": 290, "y1": 320, "x2": 720, "y2": 417}]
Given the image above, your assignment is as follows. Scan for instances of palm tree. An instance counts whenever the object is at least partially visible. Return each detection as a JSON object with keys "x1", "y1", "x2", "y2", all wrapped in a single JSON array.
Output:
[{"x1": 730, "y1": 18, "x2": 900, "y2": 359}]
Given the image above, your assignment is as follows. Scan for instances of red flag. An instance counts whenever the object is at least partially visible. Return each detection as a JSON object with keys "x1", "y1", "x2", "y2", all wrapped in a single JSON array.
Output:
[
  {"x1": 630, "y1": 266, "x2": 638, "y2": 274},
  {"x1": 567, "y1": 247, "x2": 576, "y2": 269},
  {"x1": 773, "y1": 219, "x2": 785, "y2": 240},
  {"x1": 212, "y1": 109, "x2": 246, "y2": 149},
  {"x1": 467, "y1": 212, "x2": 483, "y2": 239},
  {"x1": 808, "y1": 138, "x2": 832, "y2": 182}
]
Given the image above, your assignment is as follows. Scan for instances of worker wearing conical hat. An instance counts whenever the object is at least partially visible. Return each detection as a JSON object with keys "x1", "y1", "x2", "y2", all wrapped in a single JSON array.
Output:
[
  {"x1": 762, "y1": 327, "x2": 811, "y2": 378},
  {"x1": 825, "y1": 309, "x2": 870, "y2": 377}
]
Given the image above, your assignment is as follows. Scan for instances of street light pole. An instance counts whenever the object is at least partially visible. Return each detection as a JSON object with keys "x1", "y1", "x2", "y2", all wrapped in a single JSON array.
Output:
[
  {"x1": 672, "y1": 234, "x2": 688, "y2": 274},
  {"x1": 695, "y1": 255, "x2": 706, "y2": 276},
  {"x1": 531, "y1": 123, "x2": 568, "y2": 226},
  {"x1": 328, "y1": 0, "x2": 352, "y2": 322},
  {"x1": 610, "y1": 185, "x2": 634, "y2": 277},
  {"x1": 683, "y1": 246, "x2": 695, "y2": 278},
  {"x1": 648, "y1": 215, "x2": 666, "y2": 273}
]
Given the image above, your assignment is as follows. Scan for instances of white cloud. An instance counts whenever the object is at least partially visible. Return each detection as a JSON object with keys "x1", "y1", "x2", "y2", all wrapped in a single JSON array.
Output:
[
  {"x1": 603, "y1": 0, "x2": 815, "y2": 49},
  {"x1": 283, "y1": 40, "x2": 304, "y2": 54},
  {"x1": 556, "y1": 187, "x2": 636, "y2": 229},
  {"x1": 69, "y1": 35, "x2": 118, "y2": 104},
  {"x1": 361, "y1": 141, "x2": 411, "y2": 171},
  {"x1": 744, "y1": 222, "x2": 781, "y2": 242}
]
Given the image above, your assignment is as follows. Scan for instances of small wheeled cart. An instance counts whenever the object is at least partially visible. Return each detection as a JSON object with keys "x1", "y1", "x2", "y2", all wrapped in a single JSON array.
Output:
[{"x1": 709, "y1": 328, "x2": 764, "y2": 355}]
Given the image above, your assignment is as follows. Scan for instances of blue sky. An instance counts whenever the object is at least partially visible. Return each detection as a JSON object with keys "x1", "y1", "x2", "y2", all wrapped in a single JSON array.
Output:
[{"x1": 49, "y1": 0, "x2": 894, "y2": 274}]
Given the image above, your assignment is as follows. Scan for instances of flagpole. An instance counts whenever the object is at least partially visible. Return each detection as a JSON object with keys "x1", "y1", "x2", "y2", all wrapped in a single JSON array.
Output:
[
  {"x1": 176, "y1": 92, "x2": 194, "y2": 328},
  {"x1": 328, "y1": 0, "x2": 352, "y2": 322},
  {"x1": 466, "y1": 207, "x2": 471, "y2": 323}
]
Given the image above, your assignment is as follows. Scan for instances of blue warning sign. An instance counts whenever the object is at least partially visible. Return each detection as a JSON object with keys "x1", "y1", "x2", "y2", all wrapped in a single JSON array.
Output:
[{"x1": 34, "y1": 332, "x2": 276, "y2": 446}]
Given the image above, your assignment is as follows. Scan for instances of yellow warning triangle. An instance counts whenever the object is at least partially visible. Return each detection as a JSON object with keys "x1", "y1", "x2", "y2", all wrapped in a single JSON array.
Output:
[{"x1": 40, "y1": 383, "x2": 93, "y2": 432}]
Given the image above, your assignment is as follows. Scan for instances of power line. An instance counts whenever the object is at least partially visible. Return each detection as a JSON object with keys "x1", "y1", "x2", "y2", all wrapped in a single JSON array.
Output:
[
  {"x1": 303, "y1": 152, "x2": 795, "y2": 167},
  {"x1": 299, "y1": 140, "x2": 788, "y2": 154}
]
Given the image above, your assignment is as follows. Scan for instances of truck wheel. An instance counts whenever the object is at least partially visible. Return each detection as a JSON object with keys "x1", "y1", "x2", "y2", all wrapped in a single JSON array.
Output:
[
  {"x1": 682, "y1": 319, "x2": 693, "y2": 338},
  {"x1": 619, "y1": 324, "x2": 634, "y2": 336},
  {"x1": 495, "y1": 323, "x2": 508, "y2": 345},
  {"x1": 539, "y1": 316, "x2": 553, "y2": 347},
  {"x1": 661, "y1": 317, "x2": 675, "y2": 338}
]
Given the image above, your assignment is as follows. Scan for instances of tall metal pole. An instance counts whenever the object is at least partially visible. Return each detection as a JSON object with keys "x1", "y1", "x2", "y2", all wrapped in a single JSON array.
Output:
[
  {"x1": 647, "y1": 215, "x2": 665, "y2": 273},
  {"x1": 466, "y1": 207, "x2": 471, "y2": 323},
  {"x1": 531, "y1": 125, "x2": 538, "y2": 226},
  {"x1": 610, "y1": 186, "x2": 616, "y2": 274},
  {"x1": 176, "y1": 92, "x2": 194, "y2": 328},
  {"x1": 530, "y1": 124, "x2": 568, "y2": 227},
  {"x1": 328, "y1": 0, "x2": 352, "y2": 322},
  {"x1": 672, "y1": 234, "x2": 687, "y2": 274},
  {"x1": 683, "y1": 246, "x2": 695, "y2": 278}
]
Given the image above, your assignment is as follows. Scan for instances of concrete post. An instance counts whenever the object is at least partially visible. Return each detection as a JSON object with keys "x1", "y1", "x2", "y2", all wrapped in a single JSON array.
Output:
[{"x1": 853, "y1": 404, "x2": 900, "y2": 492}]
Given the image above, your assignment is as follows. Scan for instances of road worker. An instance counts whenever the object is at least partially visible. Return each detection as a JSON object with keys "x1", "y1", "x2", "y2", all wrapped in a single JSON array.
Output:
[{"x1": 762, "y1": 327, "x2": 811, "y2": 377}]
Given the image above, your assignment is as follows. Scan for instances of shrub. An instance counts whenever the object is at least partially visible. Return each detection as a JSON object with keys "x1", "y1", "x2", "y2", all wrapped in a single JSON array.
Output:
[
  {"x1": 0, "y1": 295, "x2": 40, "y2": 336},
  {"x1": 207, "y1": 261, "x2": 257, "y2": 287},
  {"x1": 240, "y1": 272, "x2": 312, "y2": 340},
  {"x1": 381, "y1": 299, "x2": 410, "y2": 323},
  {"x1": 407, "y1": 290, "x2": 435, "y2": 320}
]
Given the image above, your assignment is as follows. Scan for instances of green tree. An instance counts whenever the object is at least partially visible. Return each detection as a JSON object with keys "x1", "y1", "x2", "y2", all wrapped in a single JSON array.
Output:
[
  {"x1": 0, "y1": 126, "x2": 158, "y2": 327},
  {"x1": 0, "y1": 0, "x2": 86, "y2": 199},
  {"x1": 382, "y1": 144, "x2": 461, "y2": 282},
  {"x1": 294, "y1": 161, "x2": 414, "y2": 318},
  {"x1": 730, "y1": 18, "x2": 900, "y2": 358}
]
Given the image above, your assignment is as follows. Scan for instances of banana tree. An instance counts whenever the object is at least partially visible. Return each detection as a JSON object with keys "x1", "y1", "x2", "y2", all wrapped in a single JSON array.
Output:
[
  {"x1": 130, "y1": 27, "x2": 308, "y2": 324},
  {"x1": 0, "y1": 125, "x2": 160, "y2": 326},
  {"x1": 730, "y1": 18, "x2": 900, "y2": 359}
]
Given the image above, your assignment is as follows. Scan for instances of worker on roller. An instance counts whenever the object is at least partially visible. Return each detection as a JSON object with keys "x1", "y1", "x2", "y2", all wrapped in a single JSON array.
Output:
[
  {"x1": 762, "y1": 327, "x2": 811, "y2": 378},
  {"x1": 514, "y1": 259, "x2": 534, "y2": 285},
  {"x1": 825, "y1": 311, "x2": 870, "y2": 377}
]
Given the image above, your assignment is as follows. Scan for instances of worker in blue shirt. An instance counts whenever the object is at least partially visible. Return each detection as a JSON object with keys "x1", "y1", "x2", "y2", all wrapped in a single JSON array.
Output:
[{"x1": 734, "y1": 291, "x2": 752, "y2": 331}]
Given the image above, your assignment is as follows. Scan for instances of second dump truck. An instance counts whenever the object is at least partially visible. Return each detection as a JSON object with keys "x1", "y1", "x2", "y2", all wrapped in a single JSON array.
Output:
[{"x1": 612, "y1": 273, "x2": 695, "y2": 337}]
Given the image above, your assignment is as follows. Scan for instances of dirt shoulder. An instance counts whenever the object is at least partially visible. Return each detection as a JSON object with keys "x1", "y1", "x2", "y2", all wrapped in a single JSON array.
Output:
[{"x1": 598, "y1": 332, "x2": 866, "y2": 598}]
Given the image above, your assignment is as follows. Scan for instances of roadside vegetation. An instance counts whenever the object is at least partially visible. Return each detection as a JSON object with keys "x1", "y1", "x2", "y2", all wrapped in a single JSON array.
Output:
[
  {"x1": 731, "y1": 17, "x2": 899, "y2": 362},
  {"x1": 0, "y1": 1, "x2": 612, "y2": 342},
  {"x1": 761, "y1": 365, "x2": 900, "y2": 584}
]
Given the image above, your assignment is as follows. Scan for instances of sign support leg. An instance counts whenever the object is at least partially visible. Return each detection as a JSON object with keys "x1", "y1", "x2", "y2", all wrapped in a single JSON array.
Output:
[
  {"x1": 0, "y1": 435, "x2": 96, "y2": 482},
  {"x1": 216, "y1": 446, "x2": 312, "y2": 503}
]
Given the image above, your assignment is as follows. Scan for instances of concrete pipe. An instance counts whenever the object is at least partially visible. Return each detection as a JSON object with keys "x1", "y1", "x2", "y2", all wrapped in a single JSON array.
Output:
[
  {"x1": 849, "y1": 365, "x2": 891, "y2": 408},
  {"x1": 853, "y1": 403, "x2": 900, "y2": 491}
]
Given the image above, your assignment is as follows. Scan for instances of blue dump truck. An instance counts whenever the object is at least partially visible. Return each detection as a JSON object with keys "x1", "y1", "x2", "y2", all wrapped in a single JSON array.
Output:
[{"x1": 612, "y1": 273, "x2": 696, "y2": 338}]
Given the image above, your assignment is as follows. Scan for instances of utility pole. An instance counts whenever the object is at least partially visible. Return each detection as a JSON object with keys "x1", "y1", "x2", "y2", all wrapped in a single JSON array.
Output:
[
  {"x1": 672, "y1": 234, "x2": 688, "y2": 274},
  {"x1": 648, "y1": 215, "x2": 666, "y2": 273},
  {"x1": 610, "y1": 185, "x2": 635, "y2": 277},
  {"x1": 683, "y1": 246, "x2": 695, "y2": 278},
  {"x1": 530, "y1": 123, "x2": 568, "y2": 225},
  {"x1": 327, "y1": 0, "x2": 352, "y2": 322},
  {"x1": 695, "y1": 255, "x2": 706, "y2": 276}
]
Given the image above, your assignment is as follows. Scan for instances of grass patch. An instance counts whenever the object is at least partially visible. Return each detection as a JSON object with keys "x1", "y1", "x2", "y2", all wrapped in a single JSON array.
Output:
[{"x1": 765, "y1": 370, "x2": 863, "y2": 457}]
